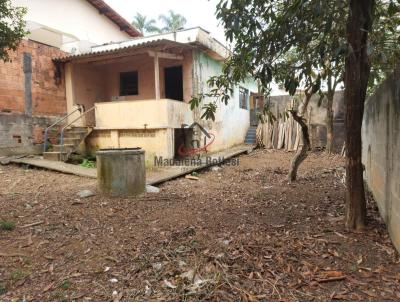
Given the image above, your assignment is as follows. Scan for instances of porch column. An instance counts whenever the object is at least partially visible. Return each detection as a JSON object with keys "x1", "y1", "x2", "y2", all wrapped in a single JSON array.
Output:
[
  {"x1": 154, "y1": 52, "x2": 160, "y2": 100},
  {"x1": 65, "y1": 63, "x2": 84, "y2": 126}
]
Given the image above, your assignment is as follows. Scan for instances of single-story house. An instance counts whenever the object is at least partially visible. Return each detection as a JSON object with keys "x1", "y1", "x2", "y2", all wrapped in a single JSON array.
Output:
[{"x1": 52, "y1": 28, "x2": 258, "y2": 162}]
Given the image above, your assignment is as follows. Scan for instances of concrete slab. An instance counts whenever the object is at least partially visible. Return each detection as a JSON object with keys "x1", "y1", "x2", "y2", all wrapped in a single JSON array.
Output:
[
  {"x1": 147, "y1": 144, "x2": 255, "y2": 185},
  {"x1": 11, "y1": 157, "x2": 97, "y2": 178},
  {"x1": 10, "y1": 144, "x2": 255, "y2": 185}
]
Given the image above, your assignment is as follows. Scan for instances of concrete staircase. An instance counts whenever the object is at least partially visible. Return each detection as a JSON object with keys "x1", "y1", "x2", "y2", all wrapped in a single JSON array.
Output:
[
  {"x1": 244, "y1": 126, "x2": 257, "y2": 145},
  {"x1": 43, "y1": 127, "x2": 91, "y2": 161}
]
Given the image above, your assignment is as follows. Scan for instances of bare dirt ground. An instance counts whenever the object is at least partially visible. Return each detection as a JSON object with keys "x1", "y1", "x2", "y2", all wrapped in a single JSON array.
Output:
[{"x1": 0, "y1": 150, "x2": 399, "y2": 302}]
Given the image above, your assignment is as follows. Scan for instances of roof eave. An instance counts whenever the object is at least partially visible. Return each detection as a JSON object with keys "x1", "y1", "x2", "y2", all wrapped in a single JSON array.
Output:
[{"x1": 85, "y1": 0, "x2": 142, "y2": 38}]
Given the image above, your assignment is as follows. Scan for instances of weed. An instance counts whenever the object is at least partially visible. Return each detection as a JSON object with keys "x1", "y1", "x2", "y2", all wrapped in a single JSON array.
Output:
[
  {"x1": 80, "y1": 159, "x2": 96, "y2": 168},
  {"x1": 0, "y1": 220, "x2": 16, "y2": 231},
  {"x1": 59, "y1": 280, "x2": 71, "y2": 290},
  {"x1": 0, "y1": 282, "x2": 6, "y2": 295},
  {"x1": 10, "y1": 269, "x2": 27, "y2": 282}
]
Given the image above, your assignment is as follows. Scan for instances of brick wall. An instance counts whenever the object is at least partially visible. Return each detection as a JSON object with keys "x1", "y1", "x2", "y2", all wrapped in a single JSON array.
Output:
[{"x1": 0, "y1": 39, "x2": 67, "y2": 155}]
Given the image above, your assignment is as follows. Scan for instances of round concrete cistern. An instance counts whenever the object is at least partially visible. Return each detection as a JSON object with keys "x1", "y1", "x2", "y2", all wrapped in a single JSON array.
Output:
[{"x1": 96, "y1": 148, "x2": 146, "y2": 196}]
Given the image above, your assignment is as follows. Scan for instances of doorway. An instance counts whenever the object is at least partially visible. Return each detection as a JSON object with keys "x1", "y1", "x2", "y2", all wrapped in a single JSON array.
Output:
[
  {"x1": 250, "y1": 94, "x2": 264, "y2": 126},
  {"x1": 164, "y1": 66, "x2": 183, "y2": 101}
]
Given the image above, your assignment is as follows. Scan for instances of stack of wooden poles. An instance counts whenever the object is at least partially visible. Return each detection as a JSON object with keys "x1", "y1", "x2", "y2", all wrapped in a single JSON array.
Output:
[{"x1": 256, "y1": 104, "x2": 312, "y2": 151}]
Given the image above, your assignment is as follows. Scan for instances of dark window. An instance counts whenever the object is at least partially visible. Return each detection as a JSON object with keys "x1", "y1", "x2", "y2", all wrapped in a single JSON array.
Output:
[
  {"x1": 239, "y1": 87, "x2": 249, "y2": 109},
  {"x1": 120, "y1": 71, "x2": 138, "y2": 96}
]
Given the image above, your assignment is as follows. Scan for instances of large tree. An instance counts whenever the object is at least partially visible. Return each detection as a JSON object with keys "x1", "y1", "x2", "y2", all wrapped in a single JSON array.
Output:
[
  {"x1": 158, "y1": 10, "x2": 187, "y2": 33},
  {"x1": 191, "y1": 0, "x2": 400, "y2": 229},
  {"x1": 343, "y1": 0, "x2": 375, "y2": 229},
  {"x1": 131, "y1": 13, "x2": 160, "y2": 35},
  {"x1": 0, "y1": 0, "x2": 26, "y2": 61}
]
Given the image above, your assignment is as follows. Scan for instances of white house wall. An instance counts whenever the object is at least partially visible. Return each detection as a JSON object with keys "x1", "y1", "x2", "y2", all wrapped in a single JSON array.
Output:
[
  {"x1": 12, "y1": 0, "x2": 131, "y2": 51},
  {"x1": 193, "y1": 51, "x2": 258, "y2": 152}
]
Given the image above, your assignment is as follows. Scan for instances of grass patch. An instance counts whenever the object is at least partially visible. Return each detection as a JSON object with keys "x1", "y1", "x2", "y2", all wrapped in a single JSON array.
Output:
[{"x1": 0, "y1": 220, "x2": 16, "y2": 231}]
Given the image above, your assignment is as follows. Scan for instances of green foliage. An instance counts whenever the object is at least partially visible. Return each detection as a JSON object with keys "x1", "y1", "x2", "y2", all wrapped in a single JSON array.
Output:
[
  {"x1": 0, "y1": 220, "x2": 16, "y2": 231},
  {"x1": 132, "y1": 13, "x2": 160, "y2": 35},
  {"x1": 80, "y1": 159, "x2": 96, "y2": 169},
  {"x1": 158, "y1": 10, "x2": 186, "y2": 32},
  {"x1": 0, "y1": 0, "x2": 27, "y2": 62},
  {"x1": 190, "y1": 0, "x2": 400, "y2": 121}
]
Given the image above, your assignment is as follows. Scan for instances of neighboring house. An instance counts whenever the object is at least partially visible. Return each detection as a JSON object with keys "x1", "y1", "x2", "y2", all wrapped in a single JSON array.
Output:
[
  {"x1": 0, "y1": 0, "x2": 141, "y2": 155},
  {"x1": 13, "y1": 0, "x2": 141, "y2": 53},
  {"x1": 50, "y1": 28, "x2": 258, "y2": 162}
]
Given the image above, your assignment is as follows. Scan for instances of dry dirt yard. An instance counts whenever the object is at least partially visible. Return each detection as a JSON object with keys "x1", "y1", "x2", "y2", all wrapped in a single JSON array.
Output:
[{"x1": 0, "y1": 150, "x2": 399, "y2": 302}]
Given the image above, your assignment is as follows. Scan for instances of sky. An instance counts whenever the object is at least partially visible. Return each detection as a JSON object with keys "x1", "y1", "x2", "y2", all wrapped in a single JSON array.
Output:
[{"x1": 104, "y1": 0, "x2": 227, "y2": 43}]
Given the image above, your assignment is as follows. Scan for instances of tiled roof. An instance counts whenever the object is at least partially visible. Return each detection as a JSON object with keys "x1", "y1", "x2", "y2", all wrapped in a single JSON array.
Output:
[
  {"x1": 86, "y1": 0, "x2": 142, "y2": 38},
  {"x1": 53, "y1": 39, "x2": 190, "y2": 62}
]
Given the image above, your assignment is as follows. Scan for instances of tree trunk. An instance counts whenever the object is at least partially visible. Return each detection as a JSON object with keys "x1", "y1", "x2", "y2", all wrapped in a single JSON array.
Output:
[
  {"x1": 288, "y1": 110, "x2": 310, "y2": 182},
  {"x1": 326, "y1": 93, "x2": 334, "y2": 154},
  {"x1": 344, "y1": 0, "x2": 375, "y2": 230},
  {"x1": 288, "y1": 90, "x2": 312, "y2": 181}
]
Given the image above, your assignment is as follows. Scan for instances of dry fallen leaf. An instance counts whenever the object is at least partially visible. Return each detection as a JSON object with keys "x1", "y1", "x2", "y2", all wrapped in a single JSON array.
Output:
[{"x1": 163, "y1": 279, "x2": 177, "y2": 289}]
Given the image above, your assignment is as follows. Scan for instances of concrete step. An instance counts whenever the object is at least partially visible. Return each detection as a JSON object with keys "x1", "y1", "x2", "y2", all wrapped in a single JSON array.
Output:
[
  {"x1": 62, "y1": 138, "x2": 82, "y2": 145},
  {"x1": 65, "y1": 129, "x2": 88, "y2": 134},
  {"x1": 43, "y1": 151, "x2": 68, "y2": 161},
  {"x1": 63, "y1": 132, "x2": 86, "y2": 139},
  {"x1": 69, "y1": 126, "x2": 89, "y2": 132},
  {"x1": 244, "y1": 126, "x2": 258, "y2": 145},
  {"x1": 52, "y1": 144, "x2": 75, "y2": 152}
]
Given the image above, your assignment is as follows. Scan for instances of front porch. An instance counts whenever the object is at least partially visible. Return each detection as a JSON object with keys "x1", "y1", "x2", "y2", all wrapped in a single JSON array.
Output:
[{"x1": 58, "y1": 40, "x2": 196, "y2": 161}]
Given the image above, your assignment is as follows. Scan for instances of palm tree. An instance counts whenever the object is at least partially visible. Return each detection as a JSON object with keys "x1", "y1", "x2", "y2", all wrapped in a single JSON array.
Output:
[
  {"x1": 132, "y1": 13, "x2": 160, "y2": 35},
  {"x1": 158, "y1": 10, "x2": 187, "y2": 33}
]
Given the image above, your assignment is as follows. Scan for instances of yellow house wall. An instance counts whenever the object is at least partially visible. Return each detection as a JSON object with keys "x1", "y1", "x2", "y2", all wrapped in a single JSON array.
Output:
[
  {"x1": 87, "y1": 128, "x2": 174, "y2": 163},
  {"x1": 95, "y1": 99, "x2": 193, "y2": 129}
]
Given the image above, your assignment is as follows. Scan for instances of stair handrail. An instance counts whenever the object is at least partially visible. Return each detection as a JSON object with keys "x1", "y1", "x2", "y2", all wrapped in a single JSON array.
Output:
[
  {"x1": 60, "y1": 105, "x2": 96, "y2": 156},
  {"x1": 43, "y1": 105, "x2": 84, "y2": 152}
]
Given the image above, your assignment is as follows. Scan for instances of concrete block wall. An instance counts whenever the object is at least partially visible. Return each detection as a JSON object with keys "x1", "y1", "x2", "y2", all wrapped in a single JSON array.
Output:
[
  {"x1": 362, "y1": 68, "x2": 400, "y2": 252},
  {"x1": 269, "y1": 91, "x2": 345, "y2": 152},
  {"x1": 0, "y1": 40, "x2": 67, "y2": 155}
]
